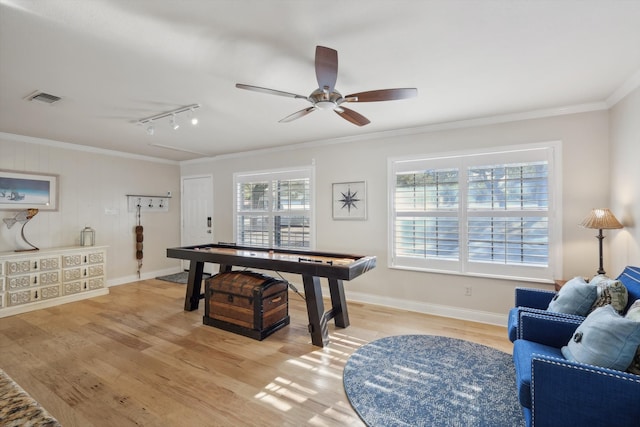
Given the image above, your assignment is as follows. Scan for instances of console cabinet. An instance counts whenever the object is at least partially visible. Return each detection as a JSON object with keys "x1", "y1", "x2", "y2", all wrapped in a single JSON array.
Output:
[{"x1": 0, "y1": 246, "x2": 109, "y2": 318}]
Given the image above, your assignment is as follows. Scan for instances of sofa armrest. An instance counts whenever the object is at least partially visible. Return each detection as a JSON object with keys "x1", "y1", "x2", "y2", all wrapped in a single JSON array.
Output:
[
  {"x1": 531, "y1": 355, "x2": 640, "y2": 427},
  {"x1": 515, "y1": 287, "x2": 556, "y2": 309},
  {"x1": 518, "y1": 311, "x2": 582, "y2": 347}
]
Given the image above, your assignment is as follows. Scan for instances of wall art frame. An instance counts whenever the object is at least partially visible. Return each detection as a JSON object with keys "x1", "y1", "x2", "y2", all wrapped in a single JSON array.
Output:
[
  {"x1": 332, "y1": 181, "x2": 367, "y2": 220},
  {"x1": 0, "y1": 170, "x2": 59, "y2": 211}
]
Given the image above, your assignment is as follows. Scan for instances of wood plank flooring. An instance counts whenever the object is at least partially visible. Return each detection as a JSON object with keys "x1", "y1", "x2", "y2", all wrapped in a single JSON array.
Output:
[{"x1": 0, "y1": 279, "x2": 512, "y2": 426}]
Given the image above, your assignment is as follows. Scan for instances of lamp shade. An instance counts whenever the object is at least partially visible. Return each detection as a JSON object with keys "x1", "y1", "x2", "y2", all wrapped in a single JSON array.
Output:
[{"x1": 580, "y1": 208, "x2": 623, "y2": 230}]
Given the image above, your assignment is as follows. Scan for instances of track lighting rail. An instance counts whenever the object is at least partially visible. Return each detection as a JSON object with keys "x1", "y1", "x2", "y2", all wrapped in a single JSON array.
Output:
[{"x1": 137, "y1": 104, "x2": 200, "y2": 124}]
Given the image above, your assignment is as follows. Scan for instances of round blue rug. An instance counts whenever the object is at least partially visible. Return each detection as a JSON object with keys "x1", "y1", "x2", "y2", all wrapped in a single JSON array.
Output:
[{"x1": 343, "y1": 335, "x2": 524, "y2": 427}]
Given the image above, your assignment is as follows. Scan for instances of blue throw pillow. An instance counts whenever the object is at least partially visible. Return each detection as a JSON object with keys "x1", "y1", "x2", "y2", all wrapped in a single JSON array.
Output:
[
  {"x1": 547, "y1": 276, "x2": 597, "y2": 316},
  {"x1": 561, "y1": 305, "x2": 640, "y2": 371}
]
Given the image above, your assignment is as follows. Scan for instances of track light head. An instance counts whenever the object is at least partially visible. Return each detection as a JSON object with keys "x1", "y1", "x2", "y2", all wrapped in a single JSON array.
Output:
[
  {"x1": 146, "y1": 124, "x2": 154, "y2": 135},
  {"x1": 171, "y1": 114, "x2": 179, "y2": 130},
  {"x1": 190, "y1": 107, "x2": 198, "y2": 125}
]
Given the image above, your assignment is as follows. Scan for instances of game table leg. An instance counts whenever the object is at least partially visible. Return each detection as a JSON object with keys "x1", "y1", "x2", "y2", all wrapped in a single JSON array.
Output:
[
  {"x1": 184, "y1": 261, "x2": 204, "y2": 311},
  {"x1": 328, "y1": 278, "x2": 349, "y2": 328},
  {"x1": 302, "y1": 275, "x2": 329, "y2": 347}
]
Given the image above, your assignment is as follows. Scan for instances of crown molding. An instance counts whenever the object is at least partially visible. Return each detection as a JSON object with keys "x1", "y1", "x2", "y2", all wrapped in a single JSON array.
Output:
[
  {"x1": 606, "y1": 69, "x2": 640, "y2": 107},
  {"x1": 0, "y1": 96, "x2": 621, "y2": 167},
  {"x1": 181, "y1": 101, "x2": 608, "y2": 165},
  {"x1": 0, "y1": 132, "x2": 178, "y2": 165}
]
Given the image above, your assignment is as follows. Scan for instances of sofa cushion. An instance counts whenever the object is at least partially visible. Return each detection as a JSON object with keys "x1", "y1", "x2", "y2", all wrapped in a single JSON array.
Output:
[
  {"x1": 590, "y1": 277, "x2": 628, "y2": 314},
  {"x1": 513, "y1": 339, "x2": 563, "y2": 409},
  {"x1": 625, "y1": 300, "x2": 640, "y2": 374},
  {"x1": 561, "y1": 305, "x2": 640, "y2": 371},
  {"x1": 547, "y1": 276, "x2": 597, "y2": 316},
  {"x1": 619, "y1": 266, "x2": 640, "y2": 313},
  {"x1": 507, "y1": 307, "x2": 519, "y2": 342}
]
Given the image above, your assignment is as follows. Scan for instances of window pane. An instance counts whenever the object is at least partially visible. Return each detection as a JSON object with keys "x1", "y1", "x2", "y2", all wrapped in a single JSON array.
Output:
[
  {"x1": 239, "y1": 182, "x2": 269, "y2": 211},
  {"x1": 237, "y1": 215, "x2": 270, "y2": 247},
  {"x1": 396, "y1": 170, "x2": 458, "y2": 211},
  {"x1": 468, "y1": 216, "x2": 548, "y2": 265},
  {"x1": 395, "y1": 216, "x2": 459, "y2": 259},
  {"x1": 273, "y1": 178, "x2": 310, "y2": 211},
  {"x1": 274, "y1": 215, "x2": 310, "y2": 248},
  {"x1": 468, "y1": 162, "x2": 548, "y2": 210}
]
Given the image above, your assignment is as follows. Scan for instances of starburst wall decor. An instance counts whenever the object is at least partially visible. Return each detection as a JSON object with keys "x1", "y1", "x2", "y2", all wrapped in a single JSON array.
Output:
[{"x1": 332, "y1": 181, "x2": 367, "y2": 220}]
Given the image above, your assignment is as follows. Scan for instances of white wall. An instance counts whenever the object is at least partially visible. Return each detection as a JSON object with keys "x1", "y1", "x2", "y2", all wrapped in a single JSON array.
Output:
[
  {"x1": 609, "y1": 87, "x2": 640, "y2": 273},
  {"x1": 3, "y1": 105, "x2": 630, "y2": 324},
  {"x1": 182, "y1": 110, "x2": 612, "y2": 324},
  {"x1": 0, "y1": 135, "x2": 182, "y2": 284}
]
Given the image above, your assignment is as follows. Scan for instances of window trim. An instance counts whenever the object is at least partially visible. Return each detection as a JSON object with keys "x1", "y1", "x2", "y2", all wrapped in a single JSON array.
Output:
[
  {"x1": 233, "y1": 165, "x2": 316, "y2": 250},
  {"x1": 388, "y1": 141, "x2": 562, "y2": 283}
]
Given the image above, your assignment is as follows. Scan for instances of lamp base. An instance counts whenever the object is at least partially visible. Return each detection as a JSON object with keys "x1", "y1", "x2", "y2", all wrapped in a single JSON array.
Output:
[{"x1": 596, "y1": 229, "x2": 605, "y2": 276}]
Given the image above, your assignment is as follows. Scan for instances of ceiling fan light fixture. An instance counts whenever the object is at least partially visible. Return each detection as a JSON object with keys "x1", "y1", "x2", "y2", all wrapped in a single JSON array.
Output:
[{"x1": 315, "y1": 100, "x2": 337, "y2": 110}]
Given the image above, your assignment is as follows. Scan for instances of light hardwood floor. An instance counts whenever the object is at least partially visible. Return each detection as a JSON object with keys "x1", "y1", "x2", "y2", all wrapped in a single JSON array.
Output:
[{"x1": 0, "y1": 279, "x2": 513, "y2": 426}]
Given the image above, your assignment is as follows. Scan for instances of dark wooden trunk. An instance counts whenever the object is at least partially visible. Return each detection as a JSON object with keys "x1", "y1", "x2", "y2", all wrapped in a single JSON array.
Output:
[{"x1": 204, "y1": 271, "x2": 289, "y2": 340}]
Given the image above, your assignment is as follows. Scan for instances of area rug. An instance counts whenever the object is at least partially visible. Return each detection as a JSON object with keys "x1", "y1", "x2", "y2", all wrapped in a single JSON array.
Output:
[
  {"x1": 343, "y1": 335, "x2": 524, "y2": 427},
  {"x1": 155, "y1": 272, "x2": 211, "y2": 284}
]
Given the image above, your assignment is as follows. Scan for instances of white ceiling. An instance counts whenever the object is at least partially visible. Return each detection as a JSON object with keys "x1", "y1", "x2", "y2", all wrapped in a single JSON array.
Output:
[{"x1": 1, "y1": 0, "x2": 640, "y2": 162}]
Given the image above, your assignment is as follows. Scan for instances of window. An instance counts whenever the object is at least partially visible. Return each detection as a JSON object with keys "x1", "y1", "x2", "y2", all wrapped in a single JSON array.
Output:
[
  {"x1": 389, "y1": 143, "x2": 561, "y2": 282},
  {"x1": 234, "y1": 166, "x2": 314, "y2": 250}
]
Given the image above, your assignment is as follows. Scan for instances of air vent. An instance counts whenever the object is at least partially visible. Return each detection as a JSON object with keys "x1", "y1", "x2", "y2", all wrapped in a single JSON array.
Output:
[{"x1": 25, "y1": 91, "x2": 62, "y2": 104}]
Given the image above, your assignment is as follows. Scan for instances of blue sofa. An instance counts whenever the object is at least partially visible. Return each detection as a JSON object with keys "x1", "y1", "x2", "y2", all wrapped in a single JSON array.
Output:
[
  {"x1": 508, "y1": 266, "x2": 640, "y2": 342},
  {"x1": 510, "y1": 266, "x2": 640, "y2": 427},
  {"x1": 512, "y1": 312, "x2": 640, "y2": 427}
]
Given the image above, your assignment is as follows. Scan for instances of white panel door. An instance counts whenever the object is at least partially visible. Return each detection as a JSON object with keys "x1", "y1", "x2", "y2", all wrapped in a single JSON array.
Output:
[{"x1": 181, "y1": 175, "x2": 214, "y2": 273}]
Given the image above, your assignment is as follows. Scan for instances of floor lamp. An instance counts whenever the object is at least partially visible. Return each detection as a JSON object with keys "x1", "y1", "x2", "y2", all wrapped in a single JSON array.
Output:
[{"x1": 580, "y1": 208, "x2": 623, "y2": 275}]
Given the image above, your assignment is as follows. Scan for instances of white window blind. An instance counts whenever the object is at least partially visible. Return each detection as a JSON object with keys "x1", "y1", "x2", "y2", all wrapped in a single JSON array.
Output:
[
  {"x1": 389, "y1": 143, "x2": 561, "y2": 282},
  {"x1": 234, "y1": 167, "x2": 314, "y2": 250}
]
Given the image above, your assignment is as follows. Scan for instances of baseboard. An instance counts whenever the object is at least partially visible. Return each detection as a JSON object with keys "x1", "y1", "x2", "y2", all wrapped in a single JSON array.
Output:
[
  {"x1": 344, "y1": 289, "x2": 508, "y2": 327},
  {"x1": 104, "y1": 270, "x2": 508, "y2": 326},
  {"x1": 106, "y1": 266, "x2": 182, "y2": 287}
]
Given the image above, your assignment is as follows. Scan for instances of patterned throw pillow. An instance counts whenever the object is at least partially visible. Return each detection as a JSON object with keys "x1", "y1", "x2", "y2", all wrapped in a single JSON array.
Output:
[
  {"x1": 561, "y1": 305, "x2": 640, "y2": 371},
  {"x1": 626, "y1": 300, "x2": 640, "y2": 375},
  {"x1": 547, "y1": 276, "x2": 598, "y2": 316},
  {"x1": 590, "y1": 277, "x2": 628, "y2": 314}
]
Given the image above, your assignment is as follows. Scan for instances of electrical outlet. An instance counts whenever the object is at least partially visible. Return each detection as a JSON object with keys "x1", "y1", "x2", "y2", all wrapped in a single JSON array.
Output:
[{"x1": 464, "y1": 286, "x2": 472, "y2": 296}]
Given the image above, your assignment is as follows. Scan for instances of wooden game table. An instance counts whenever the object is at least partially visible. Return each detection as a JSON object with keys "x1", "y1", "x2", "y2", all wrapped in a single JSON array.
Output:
[{"x1": 166, "y1": 243, "x2": 376, "y2": 347}]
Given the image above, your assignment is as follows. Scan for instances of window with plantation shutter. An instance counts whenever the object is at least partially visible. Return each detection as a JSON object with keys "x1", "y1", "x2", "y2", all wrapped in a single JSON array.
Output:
[
  {"x1": 389, "y1": 143, "x2": 561, "y2": 282},
  {"x1": 234, "y1": 166, "x2": 314, "y2": 250}
]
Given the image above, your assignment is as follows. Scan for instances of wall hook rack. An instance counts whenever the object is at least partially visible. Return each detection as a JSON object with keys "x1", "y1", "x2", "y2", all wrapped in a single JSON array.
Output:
[{"x1": 126, "y1": 194, "x2": 171, "y2": 212}]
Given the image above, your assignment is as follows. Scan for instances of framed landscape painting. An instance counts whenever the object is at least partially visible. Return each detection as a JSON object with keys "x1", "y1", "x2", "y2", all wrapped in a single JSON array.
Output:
[{"x1": 0, "y1": 170, "x2": 58, "y2": 211}]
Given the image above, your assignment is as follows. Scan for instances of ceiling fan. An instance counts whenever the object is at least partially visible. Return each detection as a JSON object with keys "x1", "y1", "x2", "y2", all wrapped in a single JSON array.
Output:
[{"x1": 236, "y1": 46, "x2": 417, "y2": 126}]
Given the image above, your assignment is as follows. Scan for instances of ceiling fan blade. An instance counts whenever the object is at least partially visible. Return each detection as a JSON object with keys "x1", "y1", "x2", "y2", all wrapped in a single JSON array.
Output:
[
  {"x1": 315, "y1": 46, "x2": 338, "y2": 93},
  {"x1": 236, "y1": 83, "x2": 307, "y2": 99},
  {"x1": 335, "y1": 107, "x2": 370, "y2": 126},
  {"x1": 345, "y1": 88, "x2": 418, "y2": 102},
  {"x1": 279, "y1": 107, "x2": 317, "y2": 123}
]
